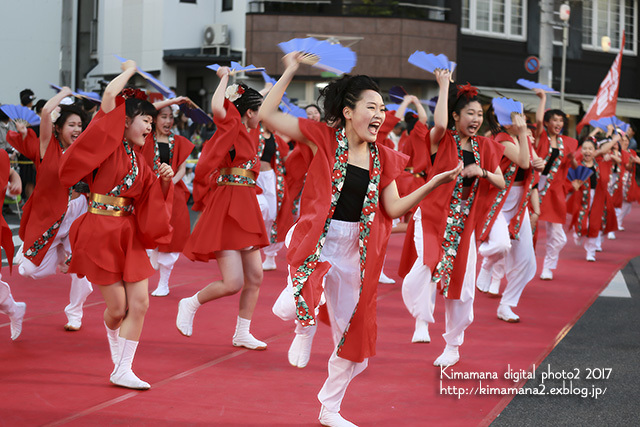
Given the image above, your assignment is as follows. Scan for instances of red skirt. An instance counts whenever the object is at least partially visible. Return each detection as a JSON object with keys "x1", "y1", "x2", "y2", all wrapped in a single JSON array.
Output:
[
  {"x1": 183, "y1": 184, "x2": 268, "y2": 261},
  {"x1": 68, "y1": 213, "x2": 155, "y2": 285}
]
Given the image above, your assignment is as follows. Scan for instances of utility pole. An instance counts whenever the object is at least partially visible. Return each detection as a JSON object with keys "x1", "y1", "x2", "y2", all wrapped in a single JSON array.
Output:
[
  {"x1": 60, "y1": 0, "x2": 73, "y2": 87},
  {"x1": 539, "y1": 0, "x2": 554, "y2": 109}
]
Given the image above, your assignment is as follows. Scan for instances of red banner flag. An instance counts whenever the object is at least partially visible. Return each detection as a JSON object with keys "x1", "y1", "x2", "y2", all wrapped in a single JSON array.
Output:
[{"x1": 576, "y1": 32, "x2": 625, "y2": 133}]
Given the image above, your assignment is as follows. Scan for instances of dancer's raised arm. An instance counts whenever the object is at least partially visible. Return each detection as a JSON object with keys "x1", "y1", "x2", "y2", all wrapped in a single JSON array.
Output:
[{"x1": 102, "y1": 60, "x2": 137, "y2": 114}]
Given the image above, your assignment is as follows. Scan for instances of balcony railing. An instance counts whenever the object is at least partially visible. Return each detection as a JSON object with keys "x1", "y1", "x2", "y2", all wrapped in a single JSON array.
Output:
[{"x1": 248, "y1": 0, "x2": 451, "y2": 21}]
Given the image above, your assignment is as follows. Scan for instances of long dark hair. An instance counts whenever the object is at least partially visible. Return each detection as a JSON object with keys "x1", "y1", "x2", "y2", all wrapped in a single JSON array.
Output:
[{"x1": 319, "y1": 75, "x2": 380, "y2": 127}]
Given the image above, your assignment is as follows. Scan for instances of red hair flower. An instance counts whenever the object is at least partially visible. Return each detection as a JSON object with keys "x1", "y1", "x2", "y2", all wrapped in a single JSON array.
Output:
[
  {"x1": 456, "y1": 82, "x2": 478, "y2": 100},
  {"x1": 118, "y1": 87, "x2": 148, "y2": 101}
]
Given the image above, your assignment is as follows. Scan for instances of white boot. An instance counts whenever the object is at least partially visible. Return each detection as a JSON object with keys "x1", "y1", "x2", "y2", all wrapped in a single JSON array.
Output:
[
  {"x1": 411, "y1": 318, "x2": 430, "y2": 343},
  {"x1": 176, "y1": 294, "x2": 201, "y2": 336},
  {"x1": 105, "y1": 322, "x2": 120, "y2": 367},
  {"x1": 151, "y1": 265, "x2": 172, "y2": 297},
  {"x1": 64, "y1": 275, "x2": 93, "y2": 331},
  {"x1": 110, "y1": 336, "x2": 150, "y2": 390},
  {"x1": 318, "y1": 405, "x2": 358, "y2": 427},
  {"x1": 262, "y1": 255, "x2": 277, "y2": 271},
  {"x1": 288, "y1": 322, "x2": 316, "y2": 368},
  {"x1": 1, "y1": 283, "x2": 26, "y2": 341},
  {"x1": 378, "y1": 271, "x2": 395, "y2": 284},
  {"x1": 232, "y1": 316, "x2": 267, "y2": 350},
  {"x1": 433, "y1": 345, "x2": 460, "y2": 367},
  {"x1": 487, "y1": 276, "x2": 501, "y2": 297}
]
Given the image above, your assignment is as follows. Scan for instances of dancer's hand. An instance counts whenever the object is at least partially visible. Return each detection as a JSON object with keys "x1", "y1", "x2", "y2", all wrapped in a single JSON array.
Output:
[
  {"x1": 532, "y1": 157, "x2": 545, "y2": 171},
  {"x1": 158, "y1": 163, "x2": 174, "y2": 182},
  {"x1": 571, "y1": 179, "x2": 583, "y2": 191},
  {"x1": 283, "y1": 52, "x2": 302, "y2": 73},
  {"x1": 434, "y1": 69, "x2": 450, "y2": 87},
  {"x1": 121, "y1": 60, "x2": 137, "y2": 72},
  {"x1": 433, "y1": 161, "x2": 463, "y2": 185},
  {"x1": 461, "y1": 163, "x2": 484, "y2": 178},
  {"x1": 511, "y1": 113, "x2": 527, "y2": 134},
  {"x1": 14, "y1": 120, "x2": 28, "y2": 140}
]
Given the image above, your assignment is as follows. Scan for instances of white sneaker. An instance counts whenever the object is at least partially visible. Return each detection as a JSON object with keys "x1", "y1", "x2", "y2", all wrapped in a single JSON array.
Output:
[
  {"x1": 540, "y1": 268, "x2": 553, "y2": 280},
  {"x1": 378, "y1": 271, "x2": 395, "y2": 284},
  {"x1": 262, "y1": 256, "x2": 277, "y2": 271},
  {"x1": 288, "y1": 325, "x2": 316, "y2": 368},
  {"x1": 411, "y1": 318, "x2": 430, "y2": 343},
  {"x1": 176, "y1": 297, "x2": 199, "y2": 337},
  {"x1": 10, "y1": 302, "x2": 26, "y2": 340},
  {"x1": 433, "y1": 345, "x2": 460, "y2": 367},
  {"x1": 232, "y1": 332, "x2": 267, "y2": 350},
  {"x1": 607, "y1": 232, "x2": 616, "y2": 240},
  {"x1": 318, "y1": 405, "x2": 357, "y2": 427},
  {"x1": 586, "y1": 254, "x2": 596, "y2": 262},
  {"x1": 64, "y1": 320, "x2": 82, "y2": 331},
  {"x1": 497, "y1": 304, "x2": 520, "y2": 323}
]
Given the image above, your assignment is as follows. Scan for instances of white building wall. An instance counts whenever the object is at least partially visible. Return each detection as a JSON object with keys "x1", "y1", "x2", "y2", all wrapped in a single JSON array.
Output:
[{"x1": 0, "y1": 0, "x2": 65, "y2": 105}]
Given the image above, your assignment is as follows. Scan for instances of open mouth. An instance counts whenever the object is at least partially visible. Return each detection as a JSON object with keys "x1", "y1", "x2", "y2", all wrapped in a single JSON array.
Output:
[
  {"x1": 468, "y1": 124, "x2": 479, "y2": 134},
  {"x1": 369, "y1": 122, "x2": 381, "y2": 135}
]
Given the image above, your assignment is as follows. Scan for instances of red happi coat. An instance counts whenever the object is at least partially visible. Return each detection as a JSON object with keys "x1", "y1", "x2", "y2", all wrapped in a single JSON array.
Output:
[
  {"x1": 475, "y1": 131, "x2": 535, "y2": 242},
  {"x1": 284, "y1": 140, "x2": 314, "y2": 218},
  {"x1": 288, "y1": 118, "x2": 408, "y2": 363},
  {"x1": 396, "y1": 121, "x2": 431, "y2": 198},
  {"x1": 0, "y1": 150, "x2": 15, "y2": 271},
  {"x1": 398, "y1": 130, "x2": 504, "y2": 299},
  {"x1": 183, "y1": 99, "x2": 268, "y2": 261},
  {"x1": 567, "y1": 153, "x2": 618, "y2": 237},
  {"x1": 139, "y1": 133, "x2": 194, "y2": 252},
  {"x1": 375, "y1": 111, "x2": 400, "y2": 149},
  {"x1": 613, "y1": 149, "x2": 640, "y2": 205},
  {"x1": 535, "y1": 131, "x2": 578, "y2": 224},
  {"x1": 7, "y1": 129, "x2": 75, "y2": 266},
  {"x1": 58, "y1": 101, "x2": 174, "y2": 285}
]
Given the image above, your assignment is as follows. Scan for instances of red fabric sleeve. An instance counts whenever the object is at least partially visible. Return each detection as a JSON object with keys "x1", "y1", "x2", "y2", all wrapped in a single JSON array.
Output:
[
  {"x1": 6, "y1": 128, "x2": 39, "y2": 162},
  {"x1": 0, "y1": 151, "x2": 14, "y2": 271},
  {"x1": 59, "y1": 102, "x2": 126, "y2": 187},
  {"x1": 376, "y1": 111, "x2": 400, "y2": 144},
  {"x1": 378, "y1": 144, "x2": 409, "y2": 190}
]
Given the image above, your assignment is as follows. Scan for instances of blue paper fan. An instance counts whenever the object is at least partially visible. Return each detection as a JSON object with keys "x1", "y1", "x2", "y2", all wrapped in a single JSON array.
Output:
[
  {"x1": 589, "y1": 116, "x2": 629, "y2": 133},
  {"x1": 76, "y1": 90, "x2": 102, "y2": 104},
  {"x1": 278, "y1": 37, "x2": 356, "y2": 75},
  {"x1": 567, "y1": 165, "x2": 594, "y2": 182},
  {"x1": 114, "y1": 55, "x2": 176, "y2": 98},
  {"x1": 280, "y1": 96, "x2": 307, "y2": 119},
  {"x1": 49, "y1": 83, "x2": 81, "y2": 99},
  {"x1": 385, "y1": 104, "x2": 416, "y2": 116},
  {"x1": 261, "y1": 71, "x2": 278, "y2": 87},
  {"x1": 492, "y1": 97, "x2": 523, "y2": 126},
  {"x1": 0, "y1": 104, "x2": 40, "y2": 126},
  {"x1": 179, "y1": 103, "x2": 213, "y2": 124},
  {"x1": 613, "y1": 117, "x2": 630, "y2": 133},
  {"x1": 408, "y1": 51, "x2": 456, "y2": 75},
  {"x1": 389, "y1": 86, "x2": 407, "y2": 103},
  {"x1": 207, "y1": 61, "x2": 265, "y2": 75},
  {"x1": 516, "y1": 78, "x2": 558, "y2": 93}
]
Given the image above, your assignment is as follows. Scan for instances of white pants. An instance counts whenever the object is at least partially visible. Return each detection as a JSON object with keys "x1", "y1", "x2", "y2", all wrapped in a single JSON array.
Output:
[
  {"x1": 479, "y1": 187, "x2": 537, "y2": 307},
  {"x1": 573, "y1": 190, "x2": 599, "y2": 258},
  {"x1": 16, "y1": 195, "x2": 93, "y2": 324},
  {"x1": 542, "y1": 221, "x2": 567, "y2": 271},
  {"x1": 401, "y1": 208, "x2": 476, "y2": 347},
  {"x1": 257, "y1": 169, "x2": 284, "y2": 257},
  {"x1": 615, "y1": 202, "x2": 632, "y2": 229},
  {"x1": 0, "y1": 275, "x2": 19, "y2": 317},
  {"x1": 316, "y1": 220, "x2": 368, "y2": 413},
  {"x1": 147, "y1": 248, "x2": 181, "y2": 269}
]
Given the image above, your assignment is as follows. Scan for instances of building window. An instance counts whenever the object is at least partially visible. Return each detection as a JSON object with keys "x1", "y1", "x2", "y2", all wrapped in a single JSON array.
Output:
[
  {"x1": 462, "y1": 0, "x2": 527, "y2": 40},
  {"x1": 180, "y1": 0, "x2": 196, "y2": 3},
  {"x1": 582, "y1": 0, "x2": 637, "y2": 54},
  {"x1": 222, "y1": 0, "x2": 232, "y2": 12}
]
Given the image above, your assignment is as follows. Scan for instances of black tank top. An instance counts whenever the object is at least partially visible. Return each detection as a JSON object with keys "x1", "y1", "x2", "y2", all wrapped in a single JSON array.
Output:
[
  {"x1": 541, "y1": 148, "x2": 560, "y2": 176},
  {"x1": 332, "y1": 164, "x2": 369, "y2": 222},
  {"x1": 260, "y1": 134, "x2": 276, "y2": 163},
  {"x1": 462, "y1": 150, "x2": 476, "y2": 187},
  {"x1": 158, "y1": 142, "x2": 170, "y2": 165}
]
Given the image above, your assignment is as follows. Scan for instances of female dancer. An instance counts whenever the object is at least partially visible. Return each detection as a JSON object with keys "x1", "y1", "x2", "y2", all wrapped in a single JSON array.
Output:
[
  {"x1": 533, "y1": 90, "x2": 578, "y2": 280},
  {"x1": 567, "y1": 137, "x2": 618, "y2": 261},
  {"x1": 178, "y1": 68, "x2": 269, "y2": 350},
  {"x1": 475, "y1": 107, "x2": 539, "y2": 322},
  {"x1": 399, "y1": 73, "x2": 505, "y2": 365},
  {"x1": 59, "y1": 61, "x2": 175, "y2": 390},
  {"x1": 0, "y1": 151, "x2": 25, "y2": 340},
  {"x1": 8, "y1": 88, "x2": 93, "y2": 331},
  {"x1": 260, "y1": 53, "x2": 461, "y2": 427},
  {"x1": 257, "y1": 125, "x2": 293, "y2": 271},
  {"x1": 613, "y1": 129, "x2": 640, "y2": 230},
  {"x1": 139, "y1": 98, "x2": 195, "y2": 296}
]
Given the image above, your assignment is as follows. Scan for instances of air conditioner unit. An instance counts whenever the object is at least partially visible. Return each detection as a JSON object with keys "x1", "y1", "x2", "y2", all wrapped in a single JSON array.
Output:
[{"x1": 203, "y1": 24, "x2": 229, "y2": 47}]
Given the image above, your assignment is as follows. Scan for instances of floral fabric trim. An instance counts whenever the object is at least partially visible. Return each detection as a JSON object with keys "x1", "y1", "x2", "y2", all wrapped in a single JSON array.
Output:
[
  {"x1": 431, "y1": 129, "x2": 480, "y2": 297},
  {"x1": 24, "y1": 188, "x2": 73, "y2": 260},
  {"x1": 539, "y1": 136, "x2": 565, "y2": 200},
  {"x1": 575, "y1": 161, "x2": 602, "y2": 237},
  {"x1": 152, "y1": 133, "x2": 175, "y2": 175},
  {"x1": 88, "y1": 140, "x2": 138, "y2": 214},
  {"x1": 292, "y1": 128, "x2": 381, "y2": 355},
  {"x1": 508, "y1": 174, "x2": 535, "y2": 240},
  {"x1": 216, "y1": 173, "x2": 256, "y2": 186},
  {"x1": 480, "y1": 162, "x2": 516, "y2": 238}
]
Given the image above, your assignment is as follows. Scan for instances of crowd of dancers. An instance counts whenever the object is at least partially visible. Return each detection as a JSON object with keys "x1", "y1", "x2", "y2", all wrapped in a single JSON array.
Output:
[{"x1": 0, "y1": 50, "x2": 638, "y2": 427}]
